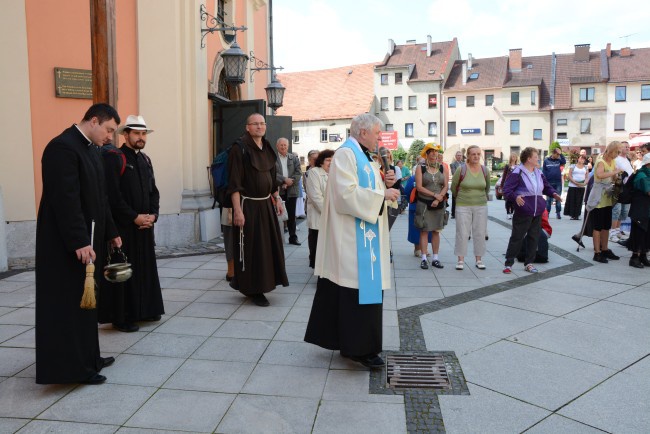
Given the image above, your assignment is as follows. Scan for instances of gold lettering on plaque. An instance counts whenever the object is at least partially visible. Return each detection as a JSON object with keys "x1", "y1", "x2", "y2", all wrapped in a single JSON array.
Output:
[{"x1": 54, "y1": 67, "x2": 93, "y2": 99}]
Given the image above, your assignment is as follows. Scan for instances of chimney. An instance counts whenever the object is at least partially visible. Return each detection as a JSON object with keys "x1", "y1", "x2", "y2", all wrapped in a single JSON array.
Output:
[
  {"x1": 427, "y1": 35, "x2": 432, "y2": 57},
  {"x1": 406, "y1": 39, "x2": 416, "y2": 45},
  {"x1": 388, "y1": 39, "x2": 395, "y2": 56},
  {"x1": 574, "y1": 44, "x2": 590, "y2": 62},
  {"x1": 509, "y1": 48, "x2": 522, "y2": 71},
  {"x1": 606, "y1": 42, "x2": 611, "y2": 58},
  {"x1": 621, "y1": 47, "x2": 632, "y2": 57},
  {"x1": 462, "y1": 61, "x2": 467, "y2": 85},
  {"x1": 468, "y1": 53, "x2": 473, "y2": 70}
]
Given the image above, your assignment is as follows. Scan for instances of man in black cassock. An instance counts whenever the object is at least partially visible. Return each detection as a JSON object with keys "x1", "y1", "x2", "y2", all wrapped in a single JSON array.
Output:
[
  {"x1": 99, "y1": 115, "x2": 164, "y2": 332},
  {"x1": 227, "y1": 113, "x2": 289, "y2": 307},
  {"x1": 35, "y1": 103, "x2": 122, "y2": 385}
]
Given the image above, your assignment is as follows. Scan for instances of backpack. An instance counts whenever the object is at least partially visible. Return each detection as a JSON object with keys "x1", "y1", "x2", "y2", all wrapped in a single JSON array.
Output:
[
  {"x1": 101, "y1": 144, "x2": 127, "y2": 176},
  {"x1": 455, "y1": 163, "x2": 489, "y2": 196},
  {"x1": 617, "y1": 172, "x2": 636, "y2": 205},
  {"x1": 211, "y1": 140, "x2": 245, "y2": 209}
]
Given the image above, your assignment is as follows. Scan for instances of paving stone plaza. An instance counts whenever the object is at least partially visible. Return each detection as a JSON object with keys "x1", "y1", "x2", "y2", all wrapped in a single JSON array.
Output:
[{"x1": 1, "y1": 198, "x2": 649, "y2": 433}]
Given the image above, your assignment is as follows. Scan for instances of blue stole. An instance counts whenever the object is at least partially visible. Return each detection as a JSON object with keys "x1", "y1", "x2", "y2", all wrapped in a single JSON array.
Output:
[{"x1": 341, "y1": 140, "x2": 383, "y2": 305}]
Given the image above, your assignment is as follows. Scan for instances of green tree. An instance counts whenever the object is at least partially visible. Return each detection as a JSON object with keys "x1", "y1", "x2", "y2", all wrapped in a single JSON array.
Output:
[
  {"x1": 406, "y1": 140, "x2": 425, "y2": 167},
  {"x1": 549, "y1": 141, "x2": 562, "y2": 153},
  {"x1": 391, "y1": 146, "x2": 407, "y2": 163}
]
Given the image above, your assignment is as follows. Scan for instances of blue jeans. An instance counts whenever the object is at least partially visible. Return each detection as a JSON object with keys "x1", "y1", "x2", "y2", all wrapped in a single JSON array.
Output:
[{"x1": 546, "y1": 181, "x2": 562, "y2": 214}]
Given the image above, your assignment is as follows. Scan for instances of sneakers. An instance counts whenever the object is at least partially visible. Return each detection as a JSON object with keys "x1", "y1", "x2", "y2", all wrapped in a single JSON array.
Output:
[
  {"x1": 475, "y1": 261, "x2": 486, "y2": 270},
  {"x1": 609, "y1": 232, "x2": 620, "y2": 242},
  {"x1": 431, "y1": 260, "x2": 444, "y2": 269},
  {"x1": 420, "y1": 260, "x2": 429, "y2": 269},
  {"x1": 525, "y1": 264, "x2": 538, "y2": 273},
  {"x1": 502, "y1": 266, "x2": 512, "y2": 274},
  {"x1": 557, "y1": 213, "x2": 561, "y2": 220},
  {"x1": 506, "y1": 214, "x2": 513, "y2": 220},
  {"x1": 593, "y1": 252, "x2": 608, "y2": 263},
  {"x1": 603, "y1": 249, "x2": 620, "y2": 260},
  {"x1": 455, "y1": 262, "x2": 464, "y2": 270}
]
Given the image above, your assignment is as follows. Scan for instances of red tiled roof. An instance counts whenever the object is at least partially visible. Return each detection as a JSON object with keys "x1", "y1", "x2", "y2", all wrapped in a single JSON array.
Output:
[
  {"x1": 275, "y1": 63, "x2": 377, "y2": 121},
  {"x1": 377, "y1": 39, "x2": 456, "y2": 82},
  {"x1": 554, "y1": 50, "x2": 605, "y2": 110},
  {"x1": 608, "y1": 47, "x2": 650, "y2": 82},
  {"x1": 504, "y1": 55, "x2": 553, "y2": 110},
  {"x1": 444, "y1": 56, "x2": 508, "y2": 91}
]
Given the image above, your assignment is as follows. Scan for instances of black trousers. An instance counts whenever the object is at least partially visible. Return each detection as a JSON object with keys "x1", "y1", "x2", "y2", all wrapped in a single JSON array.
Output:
[
  {"x1": 308, "y1": 229, "x2": 318, "y2": 268},
  {"x1": 451, "y1": 194, "x2": 457, "y2": 217},
  {"x1": 505, "y1": 213, "x2": 542, "y2": 266},
  {"x1": 281, "y1": 194, "x2": 298, "y2": 241}
]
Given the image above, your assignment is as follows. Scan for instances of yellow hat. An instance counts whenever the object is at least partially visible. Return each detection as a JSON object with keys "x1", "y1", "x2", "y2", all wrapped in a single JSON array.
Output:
[{"x1": 420, "y1": 143, "x2": 442, "y2": 158}]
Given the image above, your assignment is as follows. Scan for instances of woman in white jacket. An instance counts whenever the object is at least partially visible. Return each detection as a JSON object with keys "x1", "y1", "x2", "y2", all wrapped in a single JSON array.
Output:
[{"x1": 305, "y1": 149, "x2": 334, "y2": 268}]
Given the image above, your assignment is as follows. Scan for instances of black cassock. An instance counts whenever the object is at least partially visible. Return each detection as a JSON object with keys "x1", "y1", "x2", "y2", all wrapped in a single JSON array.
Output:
[
  {"x1": 35, "y1": 125, "x2": 118, "y2": 384},
  {"x1": 99, "y1": 144, "x2": 164, "y2": 324}
]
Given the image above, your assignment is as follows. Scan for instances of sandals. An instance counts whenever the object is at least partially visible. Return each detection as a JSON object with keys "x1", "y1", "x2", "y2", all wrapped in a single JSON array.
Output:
[
  {"x1": 455, "y1": 261, "x2": 464, "y2": 270},
  {"x1": 525, "y1": 264, "x2": 538, "y2": 273},
  {"x1": 475, "y1": 261, "x2": 486, "y2": 270}
]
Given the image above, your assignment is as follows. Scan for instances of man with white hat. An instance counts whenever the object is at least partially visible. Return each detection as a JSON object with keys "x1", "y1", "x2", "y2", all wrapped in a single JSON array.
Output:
[{"x1": 99, "y1": 115, "x2": 164, "y2": 332}]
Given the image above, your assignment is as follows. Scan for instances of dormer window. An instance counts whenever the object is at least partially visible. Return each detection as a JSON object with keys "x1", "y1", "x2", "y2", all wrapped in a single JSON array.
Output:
[{"x1": 469, "y1": 72, "x2": 479, "y2": 80}]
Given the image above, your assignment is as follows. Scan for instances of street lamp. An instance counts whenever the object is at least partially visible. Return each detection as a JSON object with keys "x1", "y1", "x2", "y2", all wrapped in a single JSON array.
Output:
[
  {"x1": 265, "y1": 78, "x2": 285, "y2": 111},
  {"x1": 220, "y1": 40, "x2": 249, "y2": 84}
]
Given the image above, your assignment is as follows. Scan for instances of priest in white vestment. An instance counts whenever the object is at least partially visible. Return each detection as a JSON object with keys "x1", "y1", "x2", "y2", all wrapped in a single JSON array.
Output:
[{"x1": 304, "y1": 113, "x2": 400, "y2": 369}]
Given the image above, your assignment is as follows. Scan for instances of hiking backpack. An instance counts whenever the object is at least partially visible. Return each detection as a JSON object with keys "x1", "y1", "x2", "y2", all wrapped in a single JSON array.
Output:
[
  {"x1": 455, "y1": 163, "x2": 489, "y2": 196},
  {"x1": 210, "y1": 140, "x2": 245, "y2": 209}
]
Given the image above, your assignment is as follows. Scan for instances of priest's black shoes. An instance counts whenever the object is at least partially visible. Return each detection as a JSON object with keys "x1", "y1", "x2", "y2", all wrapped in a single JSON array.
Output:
[
  {"x1": 142, "y1": 315, "x2": 162, "y2": 322},
  {"x1": 251, "y1": 294, "x2": 270, "y2": 307},
  {"x1": 100, "y1": 357, "x2": 115, "y2": 371},
  {"x1": 113, "y1": 322, "x2": 140, "y2": 332},
  {"x1": 80, "y1": 374, "x2": 106, "y2": 385},
  {"x1": 345, "y1": 354, "x2": 385, "y2": 369},
  {"x1": 289, "y1": 238, "x2": 301, "y2": 246}
]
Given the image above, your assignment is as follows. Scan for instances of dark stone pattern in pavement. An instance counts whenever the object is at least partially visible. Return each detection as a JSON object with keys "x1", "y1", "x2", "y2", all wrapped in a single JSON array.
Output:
[{"x1": 370, "y1": 216, "x2": 593, "y2": 433}]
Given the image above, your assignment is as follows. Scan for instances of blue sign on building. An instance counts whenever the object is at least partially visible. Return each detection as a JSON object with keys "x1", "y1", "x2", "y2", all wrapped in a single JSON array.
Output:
[{"x1": 461, "y1": 128, "x2": 481, "y2": 134}]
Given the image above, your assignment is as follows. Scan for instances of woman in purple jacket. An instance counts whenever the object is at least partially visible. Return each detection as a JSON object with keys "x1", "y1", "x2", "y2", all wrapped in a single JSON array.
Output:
[{"x1": 502, "y1": 147, "x2": 562, "y2": 274}]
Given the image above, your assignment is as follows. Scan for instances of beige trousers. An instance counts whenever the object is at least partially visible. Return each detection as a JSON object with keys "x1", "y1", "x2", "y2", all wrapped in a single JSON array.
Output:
[{"x1": 454, "y1": 205, "x2": 488, "y2": 257}]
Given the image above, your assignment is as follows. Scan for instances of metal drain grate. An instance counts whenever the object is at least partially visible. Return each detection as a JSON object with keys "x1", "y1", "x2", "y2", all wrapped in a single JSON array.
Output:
[{"x1": 386, "y1": 354, "x2": 451, "y2": 390}]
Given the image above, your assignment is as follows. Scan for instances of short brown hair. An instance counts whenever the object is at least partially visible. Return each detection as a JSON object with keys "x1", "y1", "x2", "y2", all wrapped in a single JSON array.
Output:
[
  {"x1": 519, "y1": 147, "x2": 537, "y2": 164},
  {"x1": 315, "y1": 149, "x2": 335, "y2": 167}
]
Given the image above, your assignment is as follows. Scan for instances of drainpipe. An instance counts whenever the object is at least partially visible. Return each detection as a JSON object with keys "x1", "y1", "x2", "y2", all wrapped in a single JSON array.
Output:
[{"x1": 550, "y1": 52, "x2": 557, "y2": 149}]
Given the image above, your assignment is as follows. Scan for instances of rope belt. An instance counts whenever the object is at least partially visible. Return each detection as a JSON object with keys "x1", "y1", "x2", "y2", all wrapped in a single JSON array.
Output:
[{"x1": 239, "y1": 193, "x2": 271, "y2": 271}]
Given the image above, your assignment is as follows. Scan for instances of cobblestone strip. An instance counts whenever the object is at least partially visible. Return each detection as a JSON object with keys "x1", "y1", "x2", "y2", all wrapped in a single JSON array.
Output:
[{"x1": 375, "y1": 216, "x2": 594, "y2": 433}]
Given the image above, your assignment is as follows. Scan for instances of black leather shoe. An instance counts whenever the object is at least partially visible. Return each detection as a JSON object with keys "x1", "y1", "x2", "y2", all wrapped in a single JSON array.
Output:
[
  {"x1": 226, "y1": 274, "x2": 233, "y2": 282},
  {"x1": 630, "y1": 256, "x2": 644, "y2": 269},
  {"x1": 289, "y1": 239, "x2": 301, "y2": 246},
  {"x1": 113, "y1": 322, "x2": 140, "y2": 333},
  {"x1": 100, "y1": 357, "x2": 115, "y2": 370},
  {"x1": 142, "y1": 315, "x2": 162, "y2": 322},
  {"x1": 420, "y1": 259, "x2": 429, "y2": 269},
  {"x1": 346, "y1": 354, "x2": 385, "y2": 369},
  {"x1": 80, "y1": 374, "x2": 106, "y2": 385},
  {"x1": 593, "y1": 252, "x2": 608, "y2": 263},
  {"x1": 603, "y1": 249, "x2": 620, "y2": 260},
  {"x1": 640, "y1": 255, "x2": 650, "y2": 266},
  {"x1": 251, "y1": 294, "x2": 270, "y2": 307},
  {"x1": 431, "y1": 260, "x2": 444, "y2": 269}
]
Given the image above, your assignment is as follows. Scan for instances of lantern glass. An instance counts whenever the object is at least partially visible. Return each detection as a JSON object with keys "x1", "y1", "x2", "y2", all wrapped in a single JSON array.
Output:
[
  {"x1": 265, "y1": 80, "x2": 285, "y2": 110},
  {"x1": 221, "y1": 41, "x2": 248, "y2": 84}
]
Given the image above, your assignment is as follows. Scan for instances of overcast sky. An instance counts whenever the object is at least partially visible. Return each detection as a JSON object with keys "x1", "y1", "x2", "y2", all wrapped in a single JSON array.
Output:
[{"x1": 274, "y1": 0, "x2": 650, "y2": 73}]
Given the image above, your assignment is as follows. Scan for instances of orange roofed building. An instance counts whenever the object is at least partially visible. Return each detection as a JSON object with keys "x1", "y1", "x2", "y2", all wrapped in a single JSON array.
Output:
[{"x1": 275, "y1": 63, "x2": 376, "y2": 163}]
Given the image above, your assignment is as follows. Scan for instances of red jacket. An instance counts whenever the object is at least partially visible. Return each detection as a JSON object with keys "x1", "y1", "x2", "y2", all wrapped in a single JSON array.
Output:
[{"x1": 541, "y1": 209, "x2": 552, "y2": 238}]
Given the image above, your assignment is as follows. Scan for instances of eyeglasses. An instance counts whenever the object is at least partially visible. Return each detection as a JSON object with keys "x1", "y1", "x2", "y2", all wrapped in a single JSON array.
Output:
[{"x1": 247, "y1": 122, "x2": 266, "y2": 127}]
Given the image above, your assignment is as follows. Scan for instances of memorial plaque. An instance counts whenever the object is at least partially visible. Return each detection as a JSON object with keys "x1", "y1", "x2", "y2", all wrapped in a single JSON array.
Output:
[{"x1": 54, "y1": 67, "x2": 93, "y2": 99}]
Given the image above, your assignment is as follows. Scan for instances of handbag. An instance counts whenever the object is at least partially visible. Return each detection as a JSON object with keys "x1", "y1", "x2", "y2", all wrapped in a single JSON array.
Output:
[{"x1": 277, "y1": 199, "x2": 289, "y2": 222}]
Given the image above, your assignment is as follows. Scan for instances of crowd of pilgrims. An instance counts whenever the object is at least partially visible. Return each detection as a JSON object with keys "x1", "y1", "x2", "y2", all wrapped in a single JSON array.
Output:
[{"x1": 301, "y1": 140, "x2": 650, "y2": 273}]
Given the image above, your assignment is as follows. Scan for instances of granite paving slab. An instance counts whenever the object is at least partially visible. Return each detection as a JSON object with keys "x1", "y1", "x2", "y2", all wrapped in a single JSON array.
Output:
[
  {"x1": 524, "y1": 414, "x2": 606, "y2": 434},
  {"x1": 438, "y1": 383, "x2": 550, "y2": 434},
  {"x1": 420, "y1": 317, "x2": 500, "y2": 356},
  {"x1": 273, "y1": 321, "x2": 308, "y2": 342},
  {"x1": 241, "y1": 364, "x2": 328, "y2": 399},
  {"x1": 164, "y1": 359, "x2": 255, "y2": 393},
  {"x1": 0, "y1": 418, "x2": 28, "y2": 433},
  {"x1": 607, "y1": 287, "x2": 650, "y2": 309},
  {"x1": 312, "y1": 400, "x2": 406, "y2": 434},
  {"x1": 195, "y1": 289, "x2": 246, "y2": 305},
  {"x1": 0, "y1": 292, "x2": 35, "y2": 308},
  {"x1": 16, "y1": 420, "x2": 118, "y2": 433},
  {"x1": 0, "y1": 307, "x2": 34, "y2": 325},
  {"x1": 481, "y1": 286, "x2": 597, "y2": 316},
  {"x1": 0, "y1": 377, "x2": 73, "y2": 418},
  {"x1": 564, "y1": 300, "x2": 650, "y2": 338},
  {"x1": 98, "y1": 330, "x2": 147, "y2": 354},
  {"x1": 0, "y1": 280, "x2": 32, "y2": 292},
  {"x1": 39, "y1": 384, "x2": 155, "y2": 425},
  {"x1": 231, "y1": 305, "x2": 290, "y2": 322},
  {"x1": 153, "y1": 316, "x2": 223, "y2": 336},
  {"x1": 212, "y1": 319, "x2": 280, "y2": 340},
  {"x1": 125, "y1": 389, "x2": 234, "y2": 433},
  {"x1": 105, "y1": 354, "x2": 184, "y2": 387},
  {"x1": 217, "y1": 394, "x2": 319, "y2": 434},
  {"x1": 509, "y1": 317, "x2": 649, "y2": 370},
  {"x1": 420, "y1": 300, "x2": 554, "y2": 338},
  {"x1": 124, "y1": 332, "x2": 206, "y2": 358},
  {"x1": 259, "y1": 340, "x2": 332, "y2": 368},
  {"x1": 559, "y1": 370, "x2": 650, "y2": 433},
  {"x1": 160, "y1": 288, "x2": 205, "y2": 302},
  {"x1": 156, "y1": 267, "x2": 191, "y2": 278},
  {"x1": 0, "y1": 347, "x2": 34, "y2": 376},
  {"x1": 175, "y1": 301, "x2": 238, "y2": 319},
  {"x1": 191, "y1": 337, "x2": 269, "y2": 363},
  {"x1": 0, "y1": 328, "x2": 34, "y2": 348},
  {"x1": 322, "y1": 369, "x2": 403, "y2": 404},
  {"x1": 459, "y1": 340, "x2": 614, "y2": 410},
  {"x1": 0, "y1": 324, "x2": 32, "y2": 344}
]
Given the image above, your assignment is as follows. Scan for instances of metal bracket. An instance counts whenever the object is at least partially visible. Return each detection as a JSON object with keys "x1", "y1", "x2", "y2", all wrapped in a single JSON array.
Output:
[
  {"x1": 249, "y1": 51, "x2": 284, "y2": 83},
  {"x1": 200, "y1": 4, "x2": 247, "y2": 48}
]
